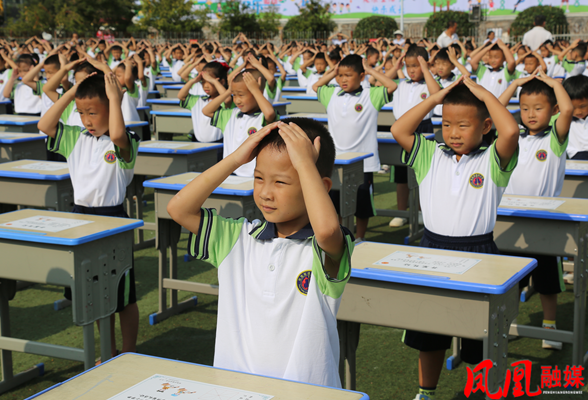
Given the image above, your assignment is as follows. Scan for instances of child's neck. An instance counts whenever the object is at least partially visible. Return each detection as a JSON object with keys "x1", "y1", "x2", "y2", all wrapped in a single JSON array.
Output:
[
  {"x1": 528, "y1": 125, "x2": 549, "y2": 136},
  {"x1": 275, "y1": 215, "x2": 311, "y2": 239}
]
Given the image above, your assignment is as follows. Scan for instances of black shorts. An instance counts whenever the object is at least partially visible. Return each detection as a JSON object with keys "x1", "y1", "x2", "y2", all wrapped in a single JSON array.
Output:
[
  {"x1": 64, "y1": 204, "x2": 137, "y2": 312},
  {"x1": 393, "y1": 119, "x2": 433, "y2": 185},
  {"x1": 329, "y1": 172, "x2": 376, "y2": 218},
  {"x1": 402, "y1": 228, "x2": 499, "y2": 365},
  {"x1": 572, "y1": 151, "x2": 588, "y2": 160},
  {"x1": 506, "y1": 253, "x2": 564, "y2": 295}
]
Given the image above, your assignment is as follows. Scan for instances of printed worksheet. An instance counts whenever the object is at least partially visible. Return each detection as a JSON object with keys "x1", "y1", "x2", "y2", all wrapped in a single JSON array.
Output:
[
  {"x1": 142, "y1": 142, "x2": 190, "y2": 149},
  {"x1": 373, "y1": 251, "x2": 481, "y2": 275},
  {"x1": 12, "y1": 162, "x2": 67, "y2": 172},
  {"x1": 222, "y1": 176, "x2": 254, "y2": 186},
  {"x1": 107, "y1": 374, "x2": 273, "y2": 400},
  {"x1": 566, "y1": 162, "x2": 588, "y2": 171},
  {"x1": 0, "y1": 216, "x2": 93, "y2": 233},
  {"x1": 500, "y1": 197, "x2": 565, "y2": 210}
]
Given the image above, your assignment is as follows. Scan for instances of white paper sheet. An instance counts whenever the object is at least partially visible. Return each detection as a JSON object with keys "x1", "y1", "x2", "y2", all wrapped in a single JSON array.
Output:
[
  {"x1": 566, "y1": 161, "x2": 588, "y2": 171},
  {"x1": 0, "y1": 216, "x2": 93, "y2": 233},
  {"x1": 373, "y1": 251, "x2": 481, "y2": 275},
  {"x1": 500, "y1": 196, "x2": 565, "y2": 210},
  {"x1": 142, "y1": 142, "x2": 190, "y2": 149},
  {"x1": 222, "y1": 176, "x2": 253, "y2": 186},
  {"x1": 107, "y1": 374, "x2": 274, "y2": 400},
  {"x1": 12, "y1": 162, "x2": 67, "y2": 172}
]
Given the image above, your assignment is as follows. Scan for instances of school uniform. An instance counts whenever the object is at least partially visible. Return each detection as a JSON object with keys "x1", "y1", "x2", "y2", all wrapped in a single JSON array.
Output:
[
  {"x1": 122, "y1": 83, "x2": 141, "y2": 122},
  {"x1": 567, "y1": 116, "x2": 588, "y2": 159},
  {"x1": 0, "y1": 69, "x2": 13, "y2": 102},
  {"x1": 12, "y1": 81, "x2": 41, "y2": 115},
  {"x1": 401, "y1": 133, "x2": 518, "y2": 364},
  {"x1": 144, "y1": 65, "x2": 160, "y2": 92},
  {"x1": 318, "y1": 85, "x2": 390, "y2": 218},
  {"x1": 108, "y1": 53, "x2": 125, "y2": 70},
  {"x1": 180, "y1": 94, "x2": 227, "y2": 142},
  {"x1": 475, "y1": 63, "x2": 519, "y2": 99},
  {"x1": 188, "y1": 209, "x2": 353, "y2": 387},
  {"x1": 263, "y1": 79, "x2": 284, "y2": 104},
  {"x1": 562, "y1": 58, "x2": 586, "y2": 78},
  {"x1": 47, "y1": 123, "x2": 141, "y2": 311},
  {"x1": 59, "y1": 98, "x2": 84, "y2": 128},
  {"x1": 544, "y1": 55, "x2": 559, "y2": 77},
  {"x1": 189, "y1": 80, "x2": 207, "y2": 96},
  {"x1": 170, "y1": 59, "x2": 185, "y2": 82},
  {"x1": 434, "y1": 73, "x2": 460, "y2": 116}
]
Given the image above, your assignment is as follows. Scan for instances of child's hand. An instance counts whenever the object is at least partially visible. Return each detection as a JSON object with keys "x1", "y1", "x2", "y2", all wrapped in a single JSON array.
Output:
[
  {"x1": 230, "y1": 121, "x2": 279, "y2": 166},
  {"x1": 535, "y1": 69, "x2": 559, "y2": 88},
  {"x1": 243, "y1": 71, "x2": 262, "y2": 94},
  {"x1": 448, "y1": 46, "x2": 459, "y2": 65},
  {"x1": 277, "y1": 121, "x2": 320, "y2": 171},
  {"x1": 514, "y1": 70, "x2": 537, "y2": 86},
  {"x1": 200, "y1": 71, "x2": 217, "y2": 84},
  {"x1": 429, "y1": 76, "x2": 464, "y2": 105},
  {"x1": 462, "y1": 76, "x2": 491, "y2": 102},
  {"x1": 104, "y1": 73, "x2": 123, "y2": 104},
  {"x1": 65, "y1": 58, "x2": 85, "y2": 71},
  {"x1": 417, "y1": 55, "x2": 429, "y2": 72}
]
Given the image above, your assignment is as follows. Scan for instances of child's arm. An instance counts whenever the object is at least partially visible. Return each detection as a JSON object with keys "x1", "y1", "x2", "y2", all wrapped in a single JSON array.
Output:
[
  {"x1": 3, "y1": 67, "x2": 18, "y2": 99},
  {"x1": 243, "y1": 72, "x2": 275, "y2": 123},
  {"x1": 537, "y1": 71, "x2": 573, "y2": 143},
  {"x1": 227, "y1": 62, "x2": 246, "y2": 86},
  {"x1": 177, "y1": 75, "x2": 201, "y2": 101},
  {"x1": 448, "y1": 46, "x2": 469, "y2": 77},
  {"x1": 201, "y1": 71, "x2": 230, "y2": 104},
  {"x1": 418, "y1": 56, "x2": 441, "y2": 95},
  {"x1": 37, "y1": 79, "x2": 80, "y2": 137},
  {"x1": 104, "y1": 72, "x2": 132, "y2": 161},
  {"x1": 268, "y1": 52, "x2": 286, "y2": 83},
  {"x1": 312, "y1": 63, "x2": 338, "y2": 93},
  {"x1": 299, "y1": 51, "x2": 316, "y2": 74},
  {"x1": 202, "y1": 85, "x2": 232, "y2": 118},
  {"x1": 248, "y1": 55, "x2": 276, "y2": 91},
  {"x1": 1, "y1": 50, "x2": 17, "y2": 70},
  {"x1": 363, "y1": 59, "x2": 396, "y2": 95},
  {"x1": 533, "y1": 51, "x2": 547, "y2": 72},
  {"x1": 463, "y1": 77, "x2": 519, "y2": 169},
  {"x1": 558, "y1": 39, "x2": 579, "y2": 61},
  {"x1": 469, "y1": 43, "x2": 492, "y2": 72},
  {"x1": 497, "y1": 72, "x2": 537, "y2": 106},
  {"x1": 122, "y1": 58, "x2": 136, "y2": 94},
  {"x1": 22, "y1": 57, "x2": 44, "y2": 90},
  {"x1": 133, "y1": 54, "x2": 147, "y2": 88},
  {"x1": 43, "y1": 57, "x2": 84, "y2": 103},
  {"x1": 497, "y1": 40, "x2": 516, "y2": 75},
  {"x1": 86, "y1": 56, "x2": 113, "y2": 75}
]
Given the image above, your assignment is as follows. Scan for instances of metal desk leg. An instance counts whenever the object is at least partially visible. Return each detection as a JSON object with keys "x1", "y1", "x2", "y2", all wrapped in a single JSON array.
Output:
[
  {"x1": 99, "y1": 316, "x2": 111, "y2": 364},
  {"x1": 82, "y1": 324, "x2": 95, "y2": 370},
  {"x1": 337, "y1": 320, "x2": 360, "y2": 391},
  {"x1": 446, "y1": 337, "x2": 462, "y2": 370},
  {"x1": 575, "y1": 230, "x2": 587, "y2": 366},
  {"x1": 404, "y1": 169, "x2": 423, "y2": 244},
  {"x1": 126, "y1": 176, "x2": 155, "y2": 251}
]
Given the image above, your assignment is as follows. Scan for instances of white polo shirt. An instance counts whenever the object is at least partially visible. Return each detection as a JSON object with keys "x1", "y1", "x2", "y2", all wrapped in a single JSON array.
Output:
[
  {"x1": 264, "y1": 78, "x2": 284, "y2": 104},
  {"x1": 567, "y1": 117, "x2": 588, "y2": 158},
  {"x1": 188, "y1": 209, "x2": 353, "y2": 388},
  {"x1": 0, "y1": 69, "x2": 12, "y2": 101},
  {"x1": 562, "y1": 59, "x2": 586, "y2": 78},
  {"x1": 12, "y1": 81, "x2": 41, "y2": 114},
  {"x1": 60, "y1": 98, "x2": 84, "y2": 128},
  {"x1": 122, "y1": 83, "x2": 141, "y2": 122},
  {"x1": 180, "y1": 94, "x2": 226, "y2": 142},
  {"x1": 211, "y1": 108, "x2": 273, "y2": 176},
  {"x1": 318, "y1": 85, "x2": 390, "y2": 173},
  {"x1": 403, "y1": 133, "x2": 518, "y2": 237},
  {"x1": 170, "y1": 59, "x2": 185, "y2": 82},
  {"x1": 47, "y1": 123, "x2": 140, "y2": 207},
  {"x1": 189, "y1": 81, "x2": 206, "y2": 96},
  {"x1": 434, "y1": 73, "x2": 460, "y2": 116},
  {"x1": 544, "y1": 55, "x2": 559, "y2": 77},
  {"x1": 506, "y1": 120, "x2": 567, "y2": 197},
  {"x1": 475, "y1": 64, "x2": 519, "y2": 99},
  {"x1": 391, "y1": 79, "x2": 434, "y2": 122}
]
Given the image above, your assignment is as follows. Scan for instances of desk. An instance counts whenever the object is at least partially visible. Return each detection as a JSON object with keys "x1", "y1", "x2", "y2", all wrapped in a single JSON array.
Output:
[
  {"x1": 146, "y1": 97, "x2": 180, "y2": 110},
  {"x1": 337, "y1": 241, "x2": 536, "y2": 393},
  {"x1": 162, "y1": 84, "x2": 183, "y2": 98},
  {"x1": 154, "y1": 80, "x2": 180, "y2": 94},
  {"x1": 0, "y1": 115, "x2": 40, "y2": 133},
  {"x1": 288, "y1": 112, "x2": 328, "y2": 124},
  {"x1": 144, "y1": 173, "x2": 262, "y2": 325},
  {"x1": 0, "y1": 210, "x2": 142, "y2": 393},
  {"x1": 26, "y1": 353, "x2": 368, "y2": 400},
  {"x1": 283, "y1": 95, "x2": 324, "y2": 114},
  {"x1": 379, "y1": 105, "x2": 396, "y2": 127},
  {"x1": 494, "y1": 195, "x2": 588, "y2": 366},
  {"x1": 0, "y1": 132, "x2": 46, "y2": 163},
  {"x1": 333, "y1": 153, "x2": 371, "y2": 229},
  {"x1": 125, "y1": 120, "x2": 150, "y2": 141},
  {"x1": 0, "y1": 100, "x2": 10, "y2": 114},
  {"x1": 0, "y1": 160, "x2": 72, "y2": 211},
  {"x1": 561, "y1": 160, "x2": 588, "y2": 199},
  {"x1": 284, "y1": 76, "x2": 299, "y2": 87},
  {"x1": 147, "y1": 90, "x2": 159, "y2": 100}
]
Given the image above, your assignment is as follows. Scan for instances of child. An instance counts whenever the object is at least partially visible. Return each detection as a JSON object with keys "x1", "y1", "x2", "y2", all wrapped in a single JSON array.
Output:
[
  {"x1": 3, "y1": 54, "x2": 42, "y2": 115},
  {"x1": 392, "y1": 77, "x2": 519, "y2": 400},
  {"x1": 313, "y1": 54, "x2": 397, "y2": 242},
  {"x1": 553, "y1": 39, "x2": 587, "y2": 78},
  {"x1": 266, "y1": 53, "x2": 286, "y2": 104},
  {"x1": 434, "y1": 48, "x2": 461, "y2": 116},
  {"x1": 22, "y1": 54, "x2": 67, "y2": 123},
  {"x1": 106, "y1": 44, "x2": 126, "y2": 70},
  {"x1": 0, "y1": 50, "x2": 12, "y2": 102},
  {"x1": 564, "y1": 75, "x2": 588, "y2": 159},
  {"x1": 497, "y1": 71, "x2": 573, "y2": 351},
  {"x1": 388, "y1": 45, "x2": 441, "y2": 228},
  {"x1": 114, "y1": 57, "x2": 147, "y2": 122},
  {"x1": 166, "y1": 117, "x2": 353, "y2": 388},
  {"x1": 299, "y1": 52, "x2": 328, "y2": 95},
  {"x1": 178, "y1": 61, "x2": 231, "y2": 143},
  {"x1": 202, "y1": 69, "x2": 277, "y2": 177},
  {"x1": 37, "y1": 73, "x2": 140, "y2": 360}
]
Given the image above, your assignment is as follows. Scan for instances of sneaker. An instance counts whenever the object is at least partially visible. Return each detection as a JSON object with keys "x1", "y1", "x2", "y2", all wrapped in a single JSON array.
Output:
[
  {"x1": 563, "y1": 272, "x2": 574, "y2": 285},
  {"x1": 389, "y1": 217, "x2": 407, "y2": 227},
  {"x1": 413, "y1": 395, "x2": 432, "y2": 400},
  {"x1": 542, "y1": 326, "x2": 563, "y2": 350}
]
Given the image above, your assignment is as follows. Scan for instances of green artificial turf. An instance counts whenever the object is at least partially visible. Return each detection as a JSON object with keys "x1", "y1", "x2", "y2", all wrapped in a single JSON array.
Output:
[{"x1": 2, "y1": 174, "x2": 588, "y2": 399}]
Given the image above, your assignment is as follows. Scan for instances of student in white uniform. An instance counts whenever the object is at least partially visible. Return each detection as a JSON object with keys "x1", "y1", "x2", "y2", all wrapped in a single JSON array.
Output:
[
  {"x1": 498, "y1": 72, "x2": 573, "y2": 351},
  {"x1": 0, "y1": 53, "x2": 12, "y2": 103},
  {"x1": 3, "y1": 54, "x2": 42, "y2": 115},
  {"x1": 564, "y1": 75, "x2": 588, "y2": 160},
  {"x1": 392, "y1": 78, "x2": 519, "y2": 400},
  {"x1": 299, "y1": 52, "x2": 328, "y2": 95},
  {"x1": 167, "y1": 118, "x2": 353, "y2": 389},
  {"x1": 434, "y1": 48, "x2": 461, "y2": 116},
  {"x1": 114, "y1": 57, "x2": 145, "y2": 122}
]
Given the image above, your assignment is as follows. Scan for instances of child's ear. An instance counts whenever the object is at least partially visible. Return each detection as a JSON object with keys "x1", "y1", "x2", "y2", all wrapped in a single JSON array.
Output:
[
  {"x1": 482, "y1": 117, "x2": 493, "y2": 135},
  {"x1": 322, "y1": 176, "x2": 333, "y2": 193},
  {"x1": 552, "y1": 104, "x2": 560, "y2": 116}
]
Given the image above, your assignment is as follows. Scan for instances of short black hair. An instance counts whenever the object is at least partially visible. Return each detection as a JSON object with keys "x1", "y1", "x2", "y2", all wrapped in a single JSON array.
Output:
[
  {"x1": 116, "y1": 62, "x2": 138, "y2": 81},
  {"x1": 328, "y1": 48, "x2": 342, "y2": 63},
  {"x1": 564, "y1": 75, "x2": 588, "y2": 101},
  {"x1": 315, "y1": 52, "x2": 326, "y2": 61},
  {"x1": 74, "y1": 61, "x2": 100, "y2": 77},
  {"x1": 541, "y1": 39, "x2": 553, "y2": 48},
  {"x1": 257, "y1": 118, "x2": 336, "y2": 178},
  {"x1": 447, "y1": 20, "x2": 457, "y2": 29},
  {"x1": 443, "y1": 84, "x2": 490, "y2": 121},
  {"x1": 405, "y1": 44, "x2": 428, "y2": 62},
  {"x1": 435, "y1": 48, "x2": 450, "y2": 62},
  {"x1": 44, "y1": 54, "x2": 60, "y2": 69},
  {"x1": 573, "y1": 42, "x2": 587, "y2": 58},
  {"x1": 111, "y1": 45, "x2": 122, "y2": 52},
  {"x1": 366, "y1": 46, "x2": 379, "y2": 58},
  {"x1": 535, "y1": 15, "x2": 546, "y2": 26},
  {"x1": 338, "y1": 54, "x2": 364, "y2": 74},
  {"x1": 520, "y1": 79, "x2": 557, "y2": 107},
  {"x1": 75, "y1": 73, "x2": 107, "y2": 104},
  {"x1": 17, "y1": 54, "x2": 37, "y2": 67},
  {"x1": 450, "y1": 43, "x2": 462, "y2": 55}
]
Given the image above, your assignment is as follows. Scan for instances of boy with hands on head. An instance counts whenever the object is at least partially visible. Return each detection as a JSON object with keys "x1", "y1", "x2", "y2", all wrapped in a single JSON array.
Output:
[
  {"x1": 392, "y1": 77, "x2": 520, "y2": 400},
  {"x1": 167, "y1": 118, "x2": 353, "y2": 388}
]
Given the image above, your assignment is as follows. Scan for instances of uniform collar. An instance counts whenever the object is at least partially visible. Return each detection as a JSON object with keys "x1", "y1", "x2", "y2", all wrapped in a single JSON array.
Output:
[
  {"x1": 488, "y1": 66, "x2": 503, "y2": 73},
  {"x1": 249, "y1": 221, "x2": 314, "y2": 240},
  {"x1": 439, "y1": 143, "x2": 488, "y2": 157},
  {"x1": 406, "y1": 79, "x2": 425, "y2": 84},
  {"x1": 519, "y1": 124, "x2": 550, "y2": 138},
  {"x1": 237, "y1": 110, "x2": 262, "y2": 118},
  {"x1": 337, "y1": 87, "x2": 363, "y2": 96},
  {"x1": 573, "y1": 116, "x2": 587, "y2": 122},
  {"x1": 201, "y1": 95, "x2": 210, "y2": 101}
]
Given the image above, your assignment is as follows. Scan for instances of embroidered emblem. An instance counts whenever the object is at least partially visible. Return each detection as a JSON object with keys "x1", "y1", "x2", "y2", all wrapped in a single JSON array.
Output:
[
  {"x1": 0, "y1": 80, "x2": 4, "y2": 85},
  {"x1": 420, "y1": 92, "x2": 427, "y2": 100},
  {"x1": 247, "y1": 127, "x2": 257, "y2": 135},
  {"x1": 536, "y1": 149, "x2": 548, "y2": 161},
  {"x1": 296, "y1": 270, "x2": 312, "y2": 295},
  {"x1": 104, "y1": 150, "x2": 117, "y2": 164},
  {"x1": 355, "y1": 103, "x2": 363, "y2": 112},
  {"x1": 469, "y1": 173, "x2": 484, "y2": 189},
  {"x1": 498, "y1": 79, "x2": 503, "y2": 84}
]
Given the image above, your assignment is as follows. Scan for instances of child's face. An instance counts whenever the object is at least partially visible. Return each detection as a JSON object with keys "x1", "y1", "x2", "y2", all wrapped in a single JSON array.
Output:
[
  {"x1": 571, "y1": 49, "x2": 582, "y2": 61},
  {"x1": 571, "y1": 98, "x2": 588, "y2": 120},
  {"x1": 393, "y1": 48, "x2": 402, "y2": 58},
  {"x1": 75, "y1": 96, "x2": 110, "y2": 137},
  {"x1": 442, "y1": 104, "x2": 490, "y2": 155},
  {"x1": 335, "y1": 66, "x2": 364, "y2": 92},
  {"x1": 539, "y1": 46, "x2": 550, "y2": 58},
  {"x1": 488, "y1": 49, "x2": 505, "y2": 70},
  {"x1": 267, "y1": 61, "x2": 277, "y2": 75},
  {"x1": 98, "y1": 43, "x2": 106, "y2": 51},
  {"x1": 196, "y1": 61, "x2": 206, "y2": 73},
  {"x1": 367, "y1": 53, "x2": 378, "y2": 67},
  {"x1": 404, "y1": 56, "x2": 424, "y2": 82},
  {"x1": 44, "y1": 64, "x2": 59, "y2": 80},
  {"x1": 115, "y1": 65, "x2": 125, "y2": 86},
  {"x1": 254, "y1": 146, "x2": 308, "y2": 229},
  {"x1": 173, "y1": 49, "x2": 184, "y2": 60},
  {"x1": 517, "y1": 48, "x2": 527, "y2": 58},
  {"x1": 520, "y1": 93, "x2": 558, "y2": 133},
  {"x1": 523, "y1": 57, "x2": 538, "y2": 74},
  {"x1": 314, "y1": 58, "x2": 327, "y2": 74},
  {"x1": 144, "y1": 53, "x2": 151, "y2": 65},
  {"x1": 201, "y1": 69, "x2": 220, "y2": 97},
  {"x1": 17, "y1": 62, "x2": 30, "y2": 78},
  {"x1": 435, "y1": 59, "x2": 453, "y2": 79},
  {"x1": 302, "y1": 52, "x2": 312, "y2": 62},
  {"x1": 231, "y1": 81, "x2": 258, "y2": 113},
  {"x1": 112, "y1": 49, "x2": 122, "y2": 60},
  {"x1": 384, "y1": 60, "x2": 393, "y2": 71}
]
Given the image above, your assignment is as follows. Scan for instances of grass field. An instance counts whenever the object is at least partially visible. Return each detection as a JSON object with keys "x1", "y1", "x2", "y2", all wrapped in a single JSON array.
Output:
[{"x1": 3, "y1": 173, "x2": 588, "y2": 400}]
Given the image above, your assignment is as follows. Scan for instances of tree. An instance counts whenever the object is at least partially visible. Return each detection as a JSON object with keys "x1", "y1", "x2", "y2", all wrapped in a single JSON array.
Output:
[
  {"x1": 138, "y1": 0, "x2": 209, "y2": 33},
  {"x1": 354, "y1": 16, "x2": 398, "y2": 40},
  {"x1": 217, "y1": 0, "x2": 260, "y2": 36},
  {"x1": 423, "y1": 10, "x2": 474, "y2": 40},
  {"x1": 283, "y1": 0, "x2": 336, "y2": 39},
  {"x1": 510, "y1": 6, "x2": 568, "y2": 38},
  {"x1": 257, "y1": 6, "x2": 281, "y2": 38},
  {"x1": 428, "y1": 0, "x2": 457, "y2": 13}
]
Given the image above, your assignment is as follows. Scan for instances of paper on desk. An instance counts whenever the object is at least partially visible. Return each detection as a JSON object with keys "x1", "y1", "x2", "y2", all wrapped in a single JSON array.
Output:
[
  {"x1": 567, "y1": 162, "x2": 588, "y2": 171},
  {"x1": 0, "y1": 216, "x2": 93, "y2": 233},
  {"x1": 373, "y1": 251, "x2": 481, "y2": 275},
  {"x1": 12, "y1": 162, "x2": 66, "y2": 172},
  {"x1": 500, "y1": 196, "x2": 565, "y2": 210},
  {"x1": 107, "y1": 374, "x2": 274, "y2": 400},
  {"x1": 142, "y1": 142, "x2": 190, "y2": 149}
]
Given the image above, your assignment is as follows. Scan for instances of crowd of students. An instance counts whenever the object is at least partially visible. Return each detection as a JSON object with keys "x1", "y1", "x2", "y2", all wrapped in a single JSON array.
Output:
[{"x1": 1, "y1": 23, "x2": 586, "y2": 399}]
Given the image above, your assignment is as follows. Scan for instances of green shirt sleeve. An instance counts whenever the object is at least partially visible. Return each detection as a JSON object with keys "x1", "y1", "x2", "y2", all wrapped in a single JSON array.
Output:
[
  {"x1": 265, "y1": 82, "x2": 276, "y2": 100},
  {"x1": 311, "y1": 227, "x2": 354, "y2": 299},
  {"x1": 60, "y1": 99, "x2": 76, "y2": 123},
  {"x1": 401, "y1": 133, "x2": 437, "y2": 185},
  {"x1": 475, "y1": 63, "x2": 487, "y2": 80},
  {"x1": 369, "y1": 86, "x2": 391, "y2": 111},
  {"x1": 505, "y1": 68, "x2": 520, "y2": 81},
  {"x1": 317, "y1": 85, "x2": 336, "y2": 108},
  {"x1": 549, "y1": 116, "x2": 568, "y2": 157},
  {"x1": 210, "y1": 108, "x2": 234, "y2": 132},
  {"x1": 180, "y1": 94, "x2": 200, "y2": 110},
  {"x1": 127, "y1": 81, "x2": 139, "y2": 98},
  {"x1": 33, "y1": 81, "x2": 44, "y2": 96},
  {"x1": 114, "y1": 130, "x2": 141, "y2": 169},
  {"x1": 187, "y1": 208, "x2": 245, "y2": 267},
  {"x1": 562, "y1": 59, "x2": 576, "y2": 73},
  {"x1": 489, "y1": 140, "x2": 518, "y2": 187},
  {"x1": 46, "y1": 123, "x2": 82, "y2": 158}
]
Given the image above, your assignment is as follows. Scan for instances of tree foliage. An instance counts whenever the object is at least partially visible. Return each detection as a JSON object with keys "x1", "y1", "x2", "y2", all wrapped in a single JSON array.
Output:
[
  {"x1": 510, "y1": 6, "x2": 568, "y2": 38},
  {"x1": 217, "y1": 0, "x2": 260, "y2": 34},
  {"x1": 257, "y1": 6, "x2": 281, "y2": 38},
  {"x1": 423, "y1": 10, "x2": 474, "y2": 39},
  {"x1": 354, "y1": 16, "x2": 398, "y2": 39},
  {"x1": 283, "y1": 0, "x2": 336, "y2": 38},
  {"x1": 138, "y1": 0, "x2": 209, "y2": 33}
]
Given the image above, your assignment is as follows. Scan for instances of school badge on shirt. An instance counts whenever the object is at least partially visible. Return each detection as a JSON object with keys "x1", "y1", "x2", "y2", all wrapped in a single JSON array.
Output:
[
  {"x1": 354, "y1": 103, "x2": 363, "y2": 112},
  {"x1": 247, "y1": 127, "x2": 257, "y2": 135},
  {"x1": 420, "y1": 92, "x2": 427, "y2": 100},
  {"x1": 296, "y1": 270, "x2": 311, "y2": 295},
  {"x1": 536, "y1": 150, "x2": 547, "y2": 161},
  {"x1": 498, "y1": 79, "x2": 503, "y2": 84},
  {"x1": 469, "y1": 173, "x2": 484, "y2": 189},
  {"x1": 104, "y1": 150, "x2": 116, "y2": 164}
]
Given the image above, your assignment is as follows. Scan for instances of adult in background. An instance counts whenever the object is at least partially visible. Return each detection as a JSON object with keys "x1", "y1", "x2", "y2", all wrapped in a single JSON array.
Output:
[
  {"x1": 329, "y1": 32, "x2": 349, "y2": 46},
  {"x1": 436, "y1": 21, "x2": 458, "y2": 48},
  {"x1": 522, "y1": 15, "x2": 553, "y2": 51}
]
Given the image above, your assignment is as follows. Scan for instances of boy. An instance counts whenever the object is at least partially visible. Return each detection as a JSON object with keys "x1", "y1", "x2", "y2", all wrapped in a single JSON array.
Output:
[
  {"x1": 166, "y1": 118, "x2": 353, "y2": 388},
  {"x1": 203, "y1": 69, "x2": 277, "y2": 177},
  {"x1": 299, "y1": 51, "x2": 328, "y2": 95},
  {"x1": 497, "y1": 70, "x2": 573, "y2": 351},
  {"x1": 37, "y1": 73, "x2": 140, "y2": 359},
  {"x1": 434, "y1": 48, "x2": 461, "y2": 116},
  {"x1": 553, "y1": 39, "x2": 587, "y2": 78},
  {"x1": 564, "y1": 75, "x2": 588, "y2": 159},
  {"x1": 392, "y1": 77, "x2": 519, "y2": 400},
  {"x1": 313, "y1": 54, "x2": 396, "y2": 241}
]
